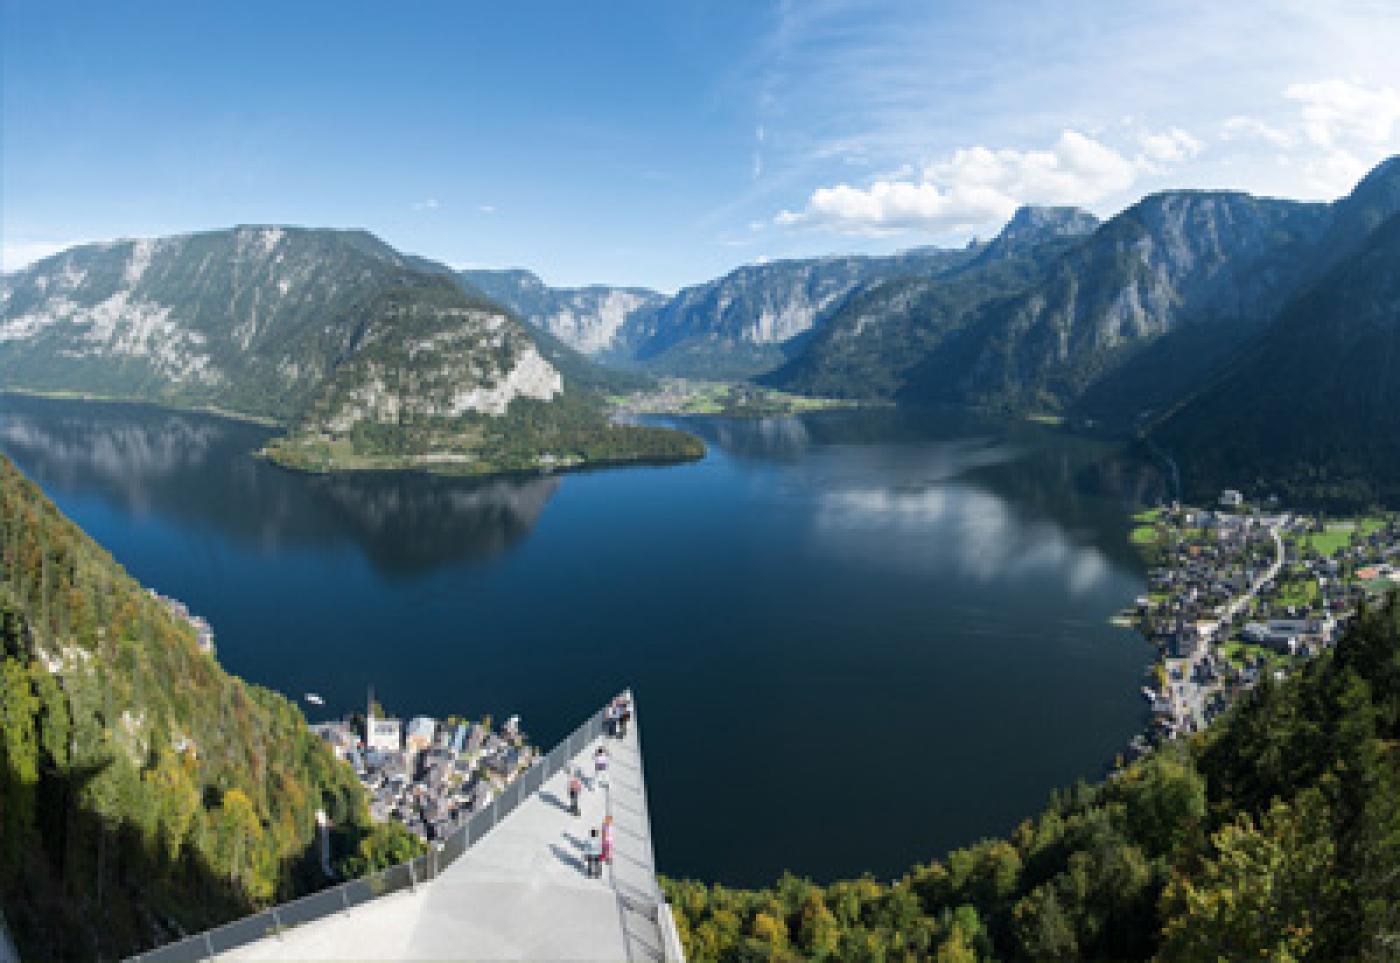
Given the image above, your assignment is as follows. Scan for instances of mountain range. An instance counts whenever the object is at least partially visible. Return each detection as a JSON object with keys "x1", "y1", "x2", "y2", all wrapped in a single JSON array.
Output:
[
  {"x1": 0, "y1": 227, "x2": 700, "y2": 474},
  {"x1": 4, "y1": 156, "x2": 1400, "y2": 501}
]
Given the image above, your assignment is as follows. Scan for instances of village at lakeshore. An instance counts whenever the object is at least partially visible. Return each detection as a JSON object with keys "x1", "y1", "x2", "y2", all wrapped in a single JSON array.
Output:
[
  {"x1": 8, "y1": 392, "x2": 1400, "y2": 961},
  {"x1": 1123, "y1": 491, "x2": 1400, "y2": 756},
  {"x1": 0, "y1": 398, "x2": 1155, "y2": 886}
]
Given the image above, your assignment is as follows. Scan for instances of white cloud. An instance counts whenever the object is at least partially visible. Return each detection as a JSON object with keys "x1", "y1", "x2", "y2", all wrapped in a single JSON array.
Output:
[
  {"x1": 1285, "y1": 78, "x2": 1400, "y2": 149},
  {"x1": 1139, "y1": 126, "x2": 1204, "y2": 164},
  {"x1": 1302, "y1": 146, "x2": 1369, "y2": 195},
  {"x1": 776, "y1": 130, "x2": 1137, "y2": 235},
  {"x1": 411, "y1": 198, "x2": 440, "y2": 211},
  {"x1": 1220, "y1": 115, "x2": 1295, "y2": 148},
  {"x1": 2, "y1": 239, "x2": 87, "y2": 272},
  {"x1": 478, "y1": 204, "x2": 497, "y2": 214},
  {"x1": 1273, "y1": 79, "x2": 1400, "y2": 194}
]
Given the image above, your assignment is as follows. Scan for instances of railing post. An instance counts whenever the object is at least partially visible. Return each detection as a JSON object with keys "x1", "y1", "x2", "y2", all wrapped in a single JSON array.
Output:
[
  {"x1": 272, "y1": 907, "x2": 284, "y2": 939},
  {"x1": 203, "y1": 932, "x2": 215, "y2": 961},
  {"x1": 408, "y1": 858, "x2": 417, "y2": 892},
  {"x1": 341, "y1": 883, "x2": 351, "y2": 915}
]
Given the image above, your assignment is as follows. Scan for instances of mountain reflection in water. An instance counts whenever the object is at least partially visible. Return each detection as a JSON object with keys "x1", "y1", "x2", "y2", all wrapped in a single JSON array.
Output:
[
  {"x1": 0, "y1": 393, "x2": 1167, "y2": 887},
  {"x1": 0, "y1": 395, "x2": 560, "y2": 575}
]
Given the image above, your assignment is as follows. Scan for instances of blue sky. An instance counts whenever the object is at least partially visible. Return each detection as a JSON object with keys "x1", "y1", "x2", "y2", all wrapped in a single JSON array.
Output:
[{"x1": 5, "y1": 0, "x2": 1400, "y2": 290}]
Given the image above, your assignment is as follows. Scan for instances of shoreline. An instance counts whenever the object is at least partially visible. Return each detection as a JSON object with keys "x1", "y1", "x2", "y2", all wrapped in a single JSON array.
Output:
[
  {"x1": 1118, "y1": 501, "x2": 1399, "y2": 764},
  {"x1": 2, "y1": 388, "x2": 707, "y2": 480},
  {"x1": 0, "y1": 387, "x2": 284, "y2": 428},
  {"x1": 257, "y1": 443, "x2": 706, "y2": 480}
]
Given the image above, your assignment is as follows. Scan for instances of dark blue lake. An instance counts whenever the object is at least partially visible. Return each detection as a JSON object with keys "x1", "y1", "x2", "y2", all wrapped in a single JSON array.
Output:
[{"x1": 0, "y1": 394, "x2": 1156, "y2": 886}]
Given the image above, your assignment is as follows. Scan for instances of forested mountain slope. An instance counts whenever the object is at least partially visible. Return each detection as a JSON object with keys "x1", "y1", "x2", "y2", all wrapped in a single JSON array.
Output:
[
  {"x1": 0, "y1": 227, "x2": 700, "y2": 474},
  {"x1": 767, "y1": 159, "x2": 1400, "y2": 430},
  {"x1": 906, "y1": 191, "x2": 1330, "y2": 416},
  {"x1": 0, "y1": 226, "x2": 429, "y2": 420},
  {"x1": 0, "y1": 455, "x2": 416, "y2": 959},
  {"x1": 765, "y1": 208, "x2": 1097, "y2": 400},
  {"x1": 666, "y1": 595, "x2": 1400, "y2": 960},
  {"x1": 628, "y1": 246, "x2": 980, "y2": 379},
  {"x1": 1153, "y1": 209, "x2": 1400, "y2": 509}
]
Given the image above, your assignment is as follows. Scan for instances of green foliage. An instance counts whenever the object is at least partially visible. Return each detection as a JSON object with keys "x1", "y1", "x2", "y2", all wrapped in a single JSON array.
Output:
[
  {"x1": 334, "y1": 821, "x2": 425, "y2": 878},
  {"x1": 1155, "y1": 209, "x2": 1400, "y2": 511},
  {"x1": 1, "y1": 228, "x2": 702, "y2": 480},
  {"x1": 665, "y1": 597, "x2": 1400, "y2": 961},
  {"x1": 0, "y1": 454, "x2": 390, "y2": 959}
]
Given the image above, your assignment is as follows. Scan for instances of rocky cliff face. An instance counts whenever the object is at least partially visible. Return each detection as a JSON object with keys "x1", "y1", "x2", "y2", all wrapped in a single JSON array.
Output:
[
  {"x1": 297, "y1": 276, "x2": 562, "y2": 434},
  {"x1": 0, "y1": 228, "x2": 700, "y2": 474},
  {"x1": 459, "y1": 268, "x2": 665, "y2": 357},
  {"x1": 875, "y1": 191, "x2": 1329, "y2": 416},
  {"x1": 628, "y1": 247, "x2": 976, "y2": 378},
  {"x1": 763, "y1": 207, "x2": 1098, "y2": 399},
  {"x1": 973, "y1": 205, "x2": 1100, "y2": 263},
  {"x1": 0, "y1": 226, "x2": 444, "y2": 418},
  {"x1": 1152, "y1": 206, "x2": 1400, "y2": 507}
]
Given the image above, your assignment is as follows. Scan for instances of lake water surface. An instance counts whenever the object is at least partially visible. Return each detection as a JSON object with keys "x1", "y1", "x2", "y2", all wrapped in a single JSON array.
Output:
[{"x1": 0, "y1": 394, "x2": 1159, "y2": 886}]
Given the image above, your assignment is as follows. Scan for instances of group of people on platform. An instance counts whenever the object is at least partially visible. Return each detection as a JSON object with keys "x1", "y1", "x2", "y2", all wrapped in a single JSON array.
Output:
[
  {"x1": 565, "y1": 749, "x2": 614, "y2": 879},
  {"x1": 564, "y1": 694, "x2": 632, "y2": 881}
]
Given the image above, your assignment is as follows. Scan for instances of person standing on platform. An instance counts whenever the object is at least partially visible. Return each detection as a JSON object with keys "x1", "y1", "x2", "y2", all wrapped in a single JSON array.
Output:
[
  {"x1": 568, "y1": 769, "x2": 582, "y2": 816},
  {"x1": 584, "y1": 828, "x2": 603, "y2": 878},
  {"x1": 594, "y1": 745, "x2": 609, "y2": 788}
]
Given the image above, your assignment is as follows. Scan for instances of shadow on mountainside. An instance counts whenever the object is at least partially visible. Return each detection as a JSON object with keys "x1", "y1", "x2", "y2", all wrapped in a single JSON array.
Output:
[{"x1": 1, "y1": 753, "x2": 325, "y2": 961}]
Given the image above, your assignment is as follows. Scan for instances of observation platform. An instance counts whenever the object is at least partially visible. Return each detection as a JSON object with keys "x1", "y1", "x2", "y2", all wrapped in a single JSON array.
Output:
[{"x1": 135, "y1": 695, "x2": 682, "y2": 962}]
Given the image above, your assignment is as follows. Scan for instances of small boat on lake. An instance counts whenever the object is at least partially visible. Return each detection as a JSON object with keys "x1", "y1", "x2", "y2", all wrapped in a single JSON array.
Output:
[{"x1": 304, "y1": 693, "x2": 325, "y2": 706}]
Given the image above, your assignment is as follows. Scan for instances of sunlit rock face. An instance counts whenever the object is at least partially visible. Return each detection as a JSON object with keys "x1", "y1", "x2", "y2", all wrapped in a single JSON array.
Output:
[
  {"x1": 461, "y1": 268, "x2": 665, "y2": 358},
  {"x1": 1, "y1": 228, "x2": 574, "y2": 436}
]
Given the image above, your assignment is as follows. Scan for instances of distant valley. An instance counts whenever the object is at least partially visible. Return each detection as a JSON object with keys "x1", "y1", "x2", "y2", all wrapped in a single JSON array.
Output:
[
  {"x1": 0, "y1": 227, "x2": 701, "y2": 475},
  {"x1": 5, "y1": 157, "x2": 1400, "y2": 502},
  {"x1": 464, "y1": 158, "x2": 1400, "y2": 508}
]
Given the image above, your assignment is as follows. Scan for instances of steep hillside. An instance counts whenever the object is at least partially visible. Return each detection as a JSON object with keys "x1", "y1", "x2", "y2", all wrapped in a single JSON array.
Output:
[
  {"x1": 1153, "y1": 209, "x2": 1400, "y2": 508},
  {"x1": 0, "y1": 226, "x2": 428, "y2": 420},
  {"x1": 767, "y1": 158, "x2": 1400, "y2": 426},
  {"x1": 764, "y1": 208, "x2": 1097, "y2": 399},
  {"x1": 629, "y1": 246, "x2": 978, "y2": 379},
  {"x1": 909, "y1": 191, "x2": 1330, "y2": 415},
  {"x1": 263, "y1": 274, "x2": 700, "y2": 473},
  {"x1": 667, "y1": 595, "x2": 1400, "y2": 960},
  {"x1": 460, "y1": 268, "x2": 665, "y2": 359},
  {"x1": 0, "y1": 228, "x2": 701, "y2": 475},
  {"x1": 0, "y1": 454, "x2": 417, "y2": 959},
  {"x1": 970, "y1": 205, "x2": 1100, "y2": 264}
]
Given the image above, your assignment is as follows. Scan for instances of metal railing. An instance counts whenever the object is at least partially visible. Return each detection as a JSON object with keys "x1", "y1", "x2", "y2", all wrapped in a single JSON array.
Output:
[{"x1": 129, "y1": 696, "x2": 618, "y2": 962}]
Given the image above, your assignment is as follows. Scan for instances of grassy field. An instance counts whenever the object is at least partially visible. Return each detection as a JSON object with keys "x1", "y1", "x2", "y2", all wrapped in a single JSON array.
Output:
[
  {"x1": 1130, "y1": 525, "x2": 1161, "y2": 545},
  {"x1": 1301, "y1": 516, "x2": 1387, "y2": 556},
  {"x1": 1274, "y1": 576, "x2": 1320, "y2": 607},
  {"x1": 1129, "y1": 508, "x2": 1166, "y2": 548},
  {"x1": 1220, "y1": 639, "x2": 1292, "y2": 669},
  {"x1": 611, "y1": 380, "x2": 859, "y2": 417}
]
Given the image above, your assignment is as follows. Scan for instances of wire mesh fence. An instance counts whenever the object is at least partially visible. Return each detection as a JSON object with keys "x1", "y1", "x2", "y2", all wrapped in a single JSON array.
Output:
[{"x1": 127, "y1": 696, "x2": 618, "y2": 961}]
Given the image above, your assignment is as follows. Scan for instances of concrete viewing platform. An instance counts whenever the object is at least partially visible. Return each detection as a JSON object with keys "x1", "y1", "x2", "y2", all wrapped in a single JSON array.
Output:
[{"x1": 219, "y1": 700, "x2": 679, "y2": 961}]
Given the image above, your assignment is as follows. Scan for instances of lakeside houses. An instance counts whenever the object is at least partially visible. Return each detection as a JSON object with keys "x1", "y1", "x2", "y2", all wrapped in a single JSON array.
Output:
[
  {"x1": 310, "y1": 694, "x2": 536, "y2": 844},
  {"x1": 147, "y1": 589, "x2": 215, "y2": 653},
  {"x1": 1127, "y1": 495, "x2": 1400, "y2": 755}
]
